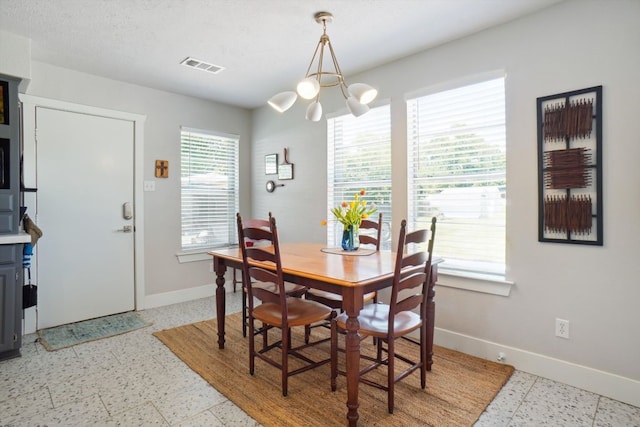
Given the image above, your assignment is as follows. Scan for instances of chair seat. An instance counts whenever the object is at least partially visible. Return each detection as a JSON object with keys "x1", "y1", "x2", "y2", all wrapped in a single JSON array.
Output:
[
  {"x1": 335, "y1": 303, "x2": 422, "y2": 338},
  {"x1": 306, "y1": 288, "x2": 376, "y2": 305},
  {"x1": 254, "y1": 297, "x2": 333, "y2": 328}
]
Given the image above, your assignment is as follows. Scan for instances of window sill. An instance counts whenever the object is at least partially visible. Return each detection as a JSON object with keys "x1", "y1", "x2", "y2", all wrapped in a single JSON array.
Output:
[
  {"x1": 176, "y1": 250, "x2": 214, "y2": 263},
  {"x1": 436, "y1": 269, "x2": 514, "y2": 296},
  {"x1": 177, "y1": 244, "x2": 238, "y2": 264}
]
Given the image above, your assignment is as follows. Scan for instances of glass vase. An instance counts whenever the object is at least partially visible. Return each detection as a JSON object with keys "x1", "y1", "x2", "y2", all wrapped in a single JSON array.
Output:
[{"x1": 341, "y1": 224, "x2": 360, "y2": 251}]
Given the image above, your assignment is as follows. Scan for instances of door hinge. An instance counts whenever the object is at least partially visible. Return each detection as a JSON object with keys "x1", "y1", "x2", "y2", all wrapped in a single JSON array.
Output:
[{"x1": 15, "y1": 271, "x2": 19, "y2": 281}]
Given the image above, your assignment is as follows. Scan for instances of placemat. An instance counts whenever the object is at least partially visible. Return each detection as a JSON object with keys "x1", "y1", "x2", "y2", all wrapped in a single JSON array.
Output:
[{"x1": 320, "y1": 247, "x2": 376, "y2": 256}]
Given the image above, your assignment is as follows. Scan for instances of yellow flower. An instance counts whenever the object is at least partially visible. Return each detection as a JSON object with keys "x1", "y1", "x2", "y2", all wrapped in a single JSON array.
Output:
[
  {"x1": 320, "y1": 220, "x2": 327, "y2": 226},
  {"x1": 330, "y1": 189, "x2": 377, "y2": 230}
]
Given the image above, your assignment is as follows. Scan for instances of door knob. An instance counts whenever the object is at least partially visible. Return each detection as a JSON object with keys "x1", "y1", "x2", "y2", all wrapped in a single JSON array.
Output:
[{"x1": 116, "y1": 225, "x2": 133, "y2": 233}]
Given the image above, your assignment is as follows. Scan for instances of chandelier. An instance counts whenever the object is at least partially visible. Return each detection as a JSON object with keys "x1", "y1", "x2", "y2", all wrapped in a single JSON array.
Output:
[{"x1": 267, "y1": 12, "x2": 378, "y2": 122}]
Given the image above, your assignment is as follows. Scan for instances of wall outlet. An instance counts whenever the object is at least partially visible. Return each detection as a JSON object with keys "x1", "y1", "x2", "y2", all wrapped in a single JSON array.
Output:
[
  {"x1": 143, "y1": 180, "x2": 156, "y2": 192},
  {"x1": 555, "y1": 318, "x2": 570, "y2": 339}
]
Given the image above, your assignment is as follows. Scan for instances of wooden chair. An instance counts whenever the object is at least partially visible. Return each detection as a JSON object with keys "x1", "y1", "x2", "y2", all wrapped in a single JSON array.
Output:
[
  {"x1": 238, "y1": 213, "x2": 307, "y2": 338},
  {"x1": 237, "y1": 213, "x2": 333, "y2": 396},
  {"x1": 304, "y1": 213, "x2": 383, "y2": 344},
  {"x1": 330, "y1": 217, "x2": 436, "y2": 413},
  {"x1": 358, "y1": 212, "x2": 384, "y2": 250}
]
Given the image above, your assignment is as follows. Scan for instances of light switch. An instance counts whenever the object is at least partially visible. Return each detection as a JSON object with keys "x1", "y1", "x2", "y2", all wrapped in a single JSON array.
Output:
[{"x1": 144, "y1": 180, "x2": 156, "y2": 192}]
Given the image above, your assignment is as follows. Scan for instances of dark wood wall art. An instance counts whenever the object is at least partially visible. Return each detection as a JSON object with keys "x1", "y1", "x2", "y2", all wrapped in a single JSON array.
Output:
[
  {"x1": 537, "y1": 86, "x2": 602, "y2": 245},
  {"x1": 155, "y1": 160, "x2": 169, "y2": 178}
]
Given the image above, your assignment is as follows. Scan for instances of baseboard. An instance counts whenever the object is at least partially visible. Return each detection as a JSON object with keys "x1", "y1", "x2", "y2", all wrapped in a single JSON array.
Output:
[
  {"x1": 141, "y1": 270, "x2": 235, "y2": 309},
  {"x1": 140, "y1": 283, "x2": 217, "y2": 310},
  {"x1": 434, "y1": 327, "x2": 640, "y2": 408}
]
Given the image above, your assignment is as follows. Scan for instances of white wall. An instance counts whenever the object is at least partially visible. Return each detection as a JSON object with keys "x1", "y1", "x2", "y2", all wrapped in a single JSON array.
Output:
[
  {"x1": 252, "y1": 0, "x2": 640, "y2": 406},
  {"x1": 23, "y1": 61, "x2": 252, "y2": 302}
]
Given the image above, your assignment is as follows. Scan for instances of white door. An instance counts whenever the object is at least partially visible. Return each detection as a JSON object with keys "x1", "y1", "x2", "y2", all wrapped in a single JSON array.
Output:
[{"x1": 35, "y1": 107, "x2": 135, "y2": 329}]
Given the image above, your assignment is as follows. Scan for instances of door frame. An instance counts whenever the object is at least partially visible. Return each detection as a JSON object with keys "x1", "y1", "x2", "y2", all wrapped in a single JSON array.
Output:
[{"x1": 20, "y1": 94, "x2": 147, "y2": 333}]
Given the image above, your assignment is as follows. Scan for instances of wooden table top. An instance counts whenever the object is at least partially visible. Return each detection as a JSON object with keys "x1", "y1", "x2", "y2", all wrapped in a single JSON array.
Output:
[{"x1": 209, "y1": 242, "x2": 398, "y2": 288}]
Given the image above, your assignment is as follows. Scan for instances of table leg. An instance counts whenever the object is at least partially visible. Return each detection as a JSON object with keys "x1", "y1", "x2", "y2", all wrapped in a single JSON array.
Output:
[
  {"x1": 213, "y1": 257, "x2": 227, "y2": 349},
  {"x1": 342, "y1": 288, "x2": 364, "y2": 427},
  {"x1": 344, "y1": 313, "x2": 361, "y2": 426},
  {"x1": 426, "y1": 264, "x2": 438, "y2": 371}
]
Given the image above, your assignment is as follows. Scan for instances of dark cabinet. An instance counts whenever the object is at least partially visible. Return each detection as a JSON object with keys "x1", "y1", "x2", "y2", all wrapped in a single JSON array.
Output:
[
  {"x1": 0, "y1": 74, "x2": 24, "y2": 360},
  {"x1": 0, "y1": 76, "x2": 21, "y2": 234},
  {"x1": 0, "y1": 245, "x2": 22, "y2": 359}
]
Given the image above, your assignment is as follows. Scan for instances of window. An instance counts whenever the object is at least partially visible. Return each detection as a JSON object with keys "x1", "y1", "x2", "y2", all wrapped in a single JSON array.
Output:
[
  {"x1": 181, "y1": 127, "x2": 239, "y2": 251},
  {"x1": 407, "y1": 77, "x2": 506, "y2": 277},
  {"x1": 327, "y1": 105, "x2": 392, "y2": 249}
]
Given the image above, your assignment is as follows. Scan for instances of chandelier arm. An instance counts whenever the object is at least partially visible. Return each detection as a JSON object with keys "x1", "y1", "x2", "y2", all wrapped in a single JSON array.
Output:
[
  {"x1": 326, "y1": 39, "x2": 349, "y2": 99},
  {"x1": 315, "y1": 36, "x2": 327, "y2": 84},
  {"x1": 304, "y1": 40, "x2": 323, "y2": 78}
]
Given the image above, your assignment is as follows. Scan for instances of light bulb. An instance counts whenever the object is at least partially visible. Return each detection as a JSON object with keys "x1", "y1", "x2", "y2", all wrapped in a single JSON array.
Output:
[{"x1": 297, "y1": 77, "x2": 320, "y2": 100}]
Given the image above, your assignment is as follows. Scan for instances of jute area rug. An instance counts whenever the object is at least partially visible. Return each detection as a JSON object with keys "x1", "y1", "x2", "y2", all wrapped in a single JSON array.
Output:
[{"x1": 153, "y1": 312, "x2": 513, "y2": 427}]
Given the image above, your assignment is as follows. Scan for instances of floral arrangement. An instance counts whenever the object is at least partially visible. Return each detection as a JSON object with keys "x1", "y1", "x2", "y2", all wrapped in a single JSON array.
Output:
[{"x1": 330, "y1": 189, "x2": 377, "y2": 231}]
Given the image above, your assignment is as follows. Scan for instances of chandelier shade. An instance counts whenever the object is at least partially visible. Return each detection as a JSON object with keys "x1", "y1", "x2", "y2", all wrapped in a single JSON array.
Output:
[
  {"x1": 306, "y1": 101, "x2": 323, "y2": 122},
  {"x1": 348, "y1": 83, "x2": 378, "y2": 105},
  {"x1": 346, "y1": 96, "x2": 370, "y2": 117},
  {"x1": 268, "y1": 11, "x2": 378, "y2": 121},
  {"x1": 268, "y1": 91, "x2": 298, "y2": 112}
]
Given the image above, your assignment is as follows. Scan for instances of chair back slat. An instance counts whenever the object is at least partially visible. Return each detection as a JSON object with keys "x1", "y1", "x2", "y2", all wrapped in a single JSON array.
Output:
[
  {"x1": 388, "y1": 218, "x2": 437, "y2": 330},
  {"x1": 244, "y1": 246, "x2": 275, "y2": 263},
  {"x1": 243, "y1": 227, "x2": 272, "y2": 243},
  {"x1": 249, "y1": 268, "x2": 281, "y2": 304},
  {"x1": 396, "y1": 272, "x2": 427, "y2": 294},
  {"x1": 395, "y1": 292, "x2": 423, "y2": 314},
  {"x1": 401, "y1": 251, "x2": 427, "y2": 270}
]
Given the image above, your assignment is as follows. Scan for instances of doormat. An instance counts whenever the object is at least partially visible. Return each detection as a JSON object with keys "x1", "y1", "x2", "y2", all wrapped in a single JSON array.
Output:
[{"x1": 38, "y1": 311, "x2": 152, "y2": 351}]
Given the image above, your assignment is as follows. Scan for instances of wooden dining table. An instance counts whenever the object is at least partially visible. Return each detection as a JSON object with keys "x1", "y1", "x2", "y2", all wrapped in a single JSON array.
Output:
[{"x1": 209, "y1": 242, "x2": 440, "y2": 426}]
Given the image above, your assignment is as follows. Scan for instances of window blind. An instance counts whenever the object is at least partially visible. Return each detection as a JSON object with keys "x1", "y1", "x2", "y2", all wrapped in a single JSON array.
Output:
[
  {"x1": 327, "y1": 105, "x2": 392, "y2": 249},
  {"x1": 407, "y1": 77, "x2": 506, "y2": 276},
  {"x1": 180, "y1": 127, "x2": 239, "y2": 251}
]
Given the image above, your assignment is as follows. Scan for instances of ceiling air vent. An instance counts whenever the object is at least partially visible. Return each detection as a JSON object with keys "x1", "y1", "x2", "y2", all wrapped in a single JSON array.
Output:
[{"x1": 180, "y1": 57, "x2": 225, "y2": 74}]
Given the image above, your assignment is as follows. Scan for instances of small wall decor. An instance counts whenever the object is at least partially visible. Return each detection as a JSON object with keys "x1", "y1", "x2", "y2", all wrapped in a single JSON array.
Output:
[
  {"x1": 278, "y1": 147, "x2": 294, "y2": 180},
  {"x1": 155, "y1": 160, "x2": 169, "y2": 178},
  {"x1": 537, "y1": 86, "x2": 602, "y2": 245},
  {"x1": 265, "y1": 180, "x2": 284, "y2": 193},
  {"x1": 265, "y1": 153, "x2": 278, "y2": 174}
]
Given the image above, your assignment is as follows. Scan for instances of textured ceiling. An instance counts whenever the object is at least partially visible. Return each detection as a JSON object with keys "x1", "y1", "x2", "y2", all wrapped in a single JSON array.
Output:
[{"x1": 0, "y1": 0, "x2": 563, "y2": 109}]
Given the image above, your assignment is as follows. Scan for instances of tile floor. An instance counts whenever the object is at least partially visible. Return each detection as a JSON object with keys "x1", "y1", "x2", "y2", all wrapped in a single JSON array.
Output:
[{"x1": 1, "y1": 290, "x2": 639, "y2": 426}]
